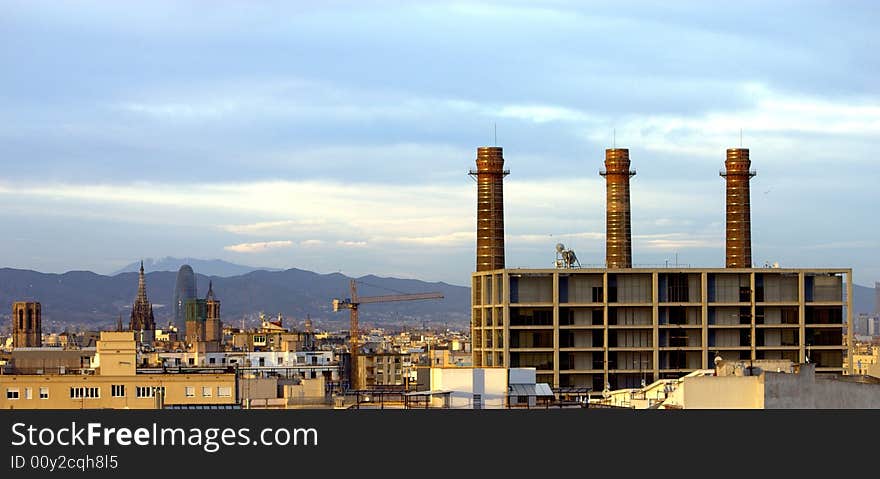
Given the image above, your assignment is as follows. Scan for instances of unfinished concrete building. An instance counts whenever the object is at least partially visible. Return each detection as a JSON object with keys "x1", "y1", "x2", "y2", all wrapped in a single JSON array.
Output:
[
  {"x1": 471, "y1": 268, "x2": 852, "y2": 391},
  {"x1": 470, "y1": 146, "x2": 851, "y2": 394}
]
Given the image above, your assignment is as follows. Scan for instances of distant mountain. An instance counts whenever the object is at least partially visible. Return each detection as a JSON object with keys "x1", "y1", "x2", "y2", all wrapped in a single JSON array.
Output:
[
  {"x1": 853, "y1": 283, "x2": 876, "y2": 315},
  {"x1": 0, "y1": 267, "x2": 470, "y2": 331},
  {"x1": 112, "y1": 257, "x2": 281, "y2": 277}
]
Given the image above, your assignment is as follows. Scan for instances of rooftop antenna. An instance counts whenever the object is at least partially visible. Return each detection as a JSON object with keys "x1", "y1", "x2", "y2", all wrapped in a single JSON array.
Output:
[{"x1": 613, "y1": 128, "x2": 616, "y2": 149}]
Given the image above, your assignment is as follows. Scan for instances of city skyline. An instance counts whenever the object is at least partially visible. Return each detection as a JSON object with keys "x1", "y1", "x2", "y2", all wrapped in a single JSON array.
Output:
[{"x1": 1, "y1": 1, "x2": 878, "y2": 285}]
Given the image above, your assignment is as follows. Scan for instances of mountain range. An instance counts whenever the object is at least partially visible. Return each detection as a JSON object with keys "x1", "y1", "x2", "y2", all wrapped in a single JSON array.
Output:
[
  {"x1": 0, "y1": 265, "x2": 470, "y2": 332},
  {"x1": 112, "y1": 257, "x2": 282, "y2": 277}
]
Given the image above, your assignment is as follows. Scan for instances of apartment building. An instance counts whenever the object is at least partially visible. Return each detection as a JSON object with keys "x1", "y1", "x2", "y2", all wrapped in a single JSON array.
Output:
[
  {"x1": 357, "y1": 352, "x2": 410, "y2": 388},
  {"x1": 0, "y1": 332, "x2": 236, "y2": 409}
]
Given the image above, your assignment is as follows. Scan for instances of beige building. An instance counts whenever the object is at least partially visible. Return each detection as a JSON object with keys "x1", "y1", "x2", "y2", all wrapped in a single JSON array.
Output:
[
  {"x1": 356, "y1": 352, "x2": 409, "y2": 388},
  {"x1": 428, "y1": 349, "x2": 472, "y2": 367},
  {"x1": 472, "y1": 268, "x2": 852, "y2": 391},
  {"x1": 666, "y1": 362, "x2": 880, "y2": 409},
  {"x1": 7, "y1": 348, "x2": 96, "y2": 373},
  {"x1": 230, "y1": 330, "x2": 314, "y2": 352},
  {"x1": 239, "y1": 376, "x2": 329, "y2": 409},
  {"x1": 850, "y1": 343, "x2": 879, "y2": 376},
  {"x1": 594, "y1": 360, "x2": 880, "y2": 409},
  {"x1": 1, "y1": 332, "x2": 236, "y2": 409}
]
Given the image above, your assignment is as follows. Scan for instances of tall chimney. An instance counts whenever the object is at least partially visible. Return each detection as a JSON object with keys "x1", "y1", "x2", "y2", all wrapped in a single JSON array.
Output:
[
  {"x1": 470, "y1": 146, "x2": 509, "y2": 272},
  {"x1": 600, "y1": 148, "x2": 636, "y2": 268},
  {"x1": 721, "y1": 148, "x2": 756, "y2": 268}
]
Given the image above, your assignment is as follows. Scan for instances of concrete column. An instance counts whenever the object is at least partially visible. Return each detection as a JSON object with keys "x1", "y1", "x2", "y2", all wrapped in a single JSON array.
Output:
[
  {"x1": 503, "y1": 271, "x2": 510, "y2": 369},
  {"x1": 553, "y1": 272, "x2": 560, "y2": 388},
  {"x1": 847, "y1": 269, "x2": 854, "y2": 374},
  {"x1": 603, "y1": 271, "x2": 609, "y2": 390},
  {"x1": 750, "y1": 270, "x2": 756, "y2": 361},
  {"x1": 471, "y1": 274, "x2": 479, "y2": 367},
  {"x1": 798, "y1": 272, "x2": 806, "y2": 363},
  {"x1": 481, "y1": 305, "x2": 488, "y2": 367},
  {"x1": 652, "y1": 271, "x2": 659, "y2": 381},
  {"x1": 701, "y1": 272, "x2": 709, "y2": 369}
]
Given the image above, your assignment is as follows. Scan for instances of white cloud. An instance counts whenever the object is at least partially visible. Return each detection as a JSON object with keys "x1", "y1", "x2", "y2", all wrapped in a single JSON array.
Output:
[
  {"x1": 511, "y1": 232, "x2": 604, "y2": 244},
  {"x1": 388, "y1": 231, "x2": 475, "y2": 246},
  {"x1": 118, "y1": 101, "x2": 241, "y2": 119},
  {"x1": 495, "y1": 104, "x2": 594, "y2": 124},
  {"x1": 220, "y1": 219, "x2": 330, "y2": 235},
  {"x1": 585, "y1": 83, "x2": 880, "y2": 157},
  {"x1": 224, "y1": 240, "x2": 293, "y2": 253},
  {"x1": 635, "y1": 233, "x2": 722, "y2": 250},
  {"x1": 336, "y1": 240, "x2": 368, "y2": 247},
  {"x1": 800, "y1": 240, "x2": 880, "y2": 250}
]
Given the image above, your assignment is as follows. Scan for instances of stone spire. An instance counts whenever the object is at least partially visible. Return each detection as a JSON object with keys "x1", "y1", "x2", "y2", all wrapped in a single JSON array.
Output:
[
  {"x1": 206, "y1": 280, "x2": 215, "y2": 301},
  {"x1": 136, "y1": 260, "x2": 148, "y2": 303},
  {"x1": 129, "y1": 260, "x2": 155, "y2": 331}
]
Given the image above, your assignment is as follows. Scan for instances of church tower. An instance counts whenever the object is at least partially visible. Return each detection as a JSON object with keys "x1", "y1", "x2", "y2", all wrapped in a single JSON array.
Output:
[
  {"x1": 12, "y1": 301, "x2": 42, "y2": 348},
  {"x1": 129, "y1": 261, "x2": 156, "y2": 331},
  {"x1": 204, "y1": 281, "x2": 222, "y2": 343}
]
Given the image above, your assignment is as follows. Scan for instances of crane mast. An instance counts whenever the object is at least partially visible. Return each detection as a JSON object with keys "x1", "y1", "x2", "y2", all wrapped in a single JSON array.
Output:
[{"x1": 332, "y1": 279, "x2": 443, "y2": 390}]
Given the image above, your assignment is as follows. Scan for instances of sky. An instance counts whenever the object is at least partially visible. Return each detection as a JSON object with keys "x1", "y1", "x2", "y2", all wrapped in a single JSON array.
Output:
[{"x1": 0, "y1": 0, "x2": 878, "y2": 286}]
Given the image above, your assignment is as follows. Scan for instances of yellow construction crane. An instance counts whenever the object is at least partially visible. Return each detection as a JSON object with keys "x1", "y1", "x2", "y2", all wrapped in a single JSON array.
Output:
[{"x1": 332, "y1": 279, "x2": 443, "y2": 390}]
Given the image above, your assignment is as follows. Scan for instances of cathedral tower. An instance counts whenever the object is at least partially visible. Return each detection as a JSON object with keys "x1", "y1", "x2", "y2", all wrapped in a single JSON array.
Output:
[{"x1": 129, "y1": 261, "x2": 156, "y2": 331}]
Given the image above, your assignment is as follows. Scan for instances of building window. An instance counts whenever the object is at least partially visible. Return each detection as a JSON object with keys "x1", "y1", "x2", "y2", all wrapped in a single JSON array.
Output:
[
  {"x1": 111, "y1": 385, "x2": 125, "y2": 397},
  {"x1": 202, "y1": 386, "x2": 212, "y2": 397},
  {"x1": 39, "y1": 387, "x2": 48, "y2": 399},
  {"x1": 6, "y1": 388, "x2": 19, "y2": 400},
  {"x1": 70, "y1": 387, "x2": 100, "y2": 399},
  {"x1": 185, "y1": 386, "x2": 195, "y2": 397},
  {"x1": 25, "y1": 388, "x2": 32, "y2": 400},
  {"x1": 277, "y1": 357, "x2": 283, "y2": 365},
  {"x1": 136, "y1": 386, "x2": 165, "y2": 398},
  {"x1": 209, "y1": 357, "x2": 216, "y2": 364},
  {"x1": 188, "y1": 358, "x2": 195, "y2": 365},
  {"x1": 217, "y1": 387, "x2": 231, "y2": 397}
]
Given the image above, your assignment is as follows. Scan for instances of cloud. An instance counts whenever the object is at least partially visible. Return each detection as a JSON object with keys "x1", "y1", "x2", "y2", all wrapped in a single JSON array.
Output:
[
  {"x1": 635, "y1": 233, "x2": 723, "y2": 250},
  {"x1": 511, "y1": 232, "x2": 604, "y2": 244},
  {"x1": 495, "y1": 104, "x2": 594, "y2": 124},
  {"x1": 336, "y1": 240, "x2": 368, "y2": 247},
  {"x1": 389, "y1": 231, "x2": 474, "y2": 246},
  {"x1": 584, "y1": 83, "x2": 880, "y2": 158},
  {"x1": 223, "y1": 240, "x2": 293, "y2": 253},
  {"x1": 117, "y1": 101, "x2": 241, "y2": 119},
  {"x1": 800, "y1": 240, "x2": 880, "y2": 251},
  {"x1": 220, "y1": 219, "x2": 332, "y2": 235},
  {"x1": 299, "y1": 239, "x2": 324, "y2": 247}
]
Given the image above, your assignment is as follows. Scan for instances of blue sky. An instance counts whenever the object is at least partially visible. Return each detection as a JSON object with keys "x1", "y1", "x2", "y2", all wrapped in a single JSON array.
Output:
[{"x1": 0, "y1": 0, "x2": 878, "y2": 286}]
